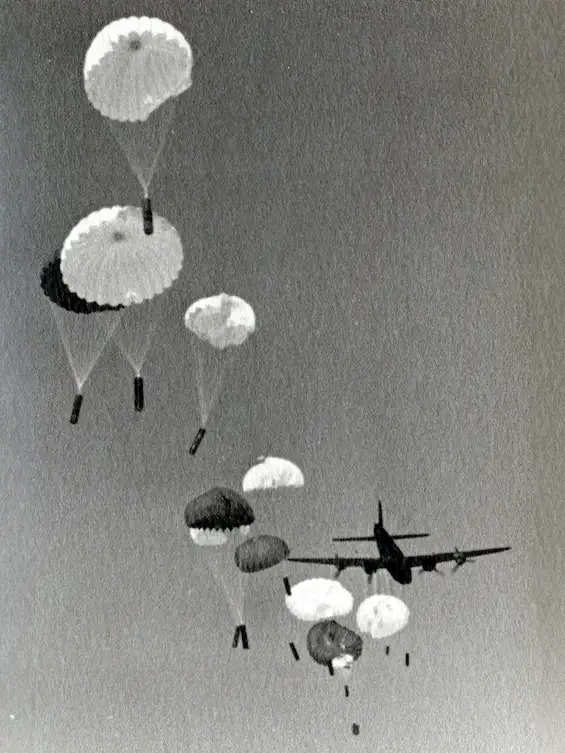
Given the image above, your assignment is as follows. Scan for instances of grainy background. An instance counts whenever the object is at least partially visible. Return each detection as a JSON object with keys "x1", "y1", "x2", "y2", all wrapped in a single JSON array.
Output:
[{"x1": 0, "y1": 1, "x2": 561, "y2": 751}]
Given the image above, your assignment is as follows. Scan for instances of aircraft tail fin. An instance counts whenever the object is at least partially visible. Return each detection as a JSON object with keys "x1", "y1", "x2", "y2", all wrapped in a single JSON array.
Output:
[{"x1": 378, "y1": 501, "x2": 383, "y2": 527}]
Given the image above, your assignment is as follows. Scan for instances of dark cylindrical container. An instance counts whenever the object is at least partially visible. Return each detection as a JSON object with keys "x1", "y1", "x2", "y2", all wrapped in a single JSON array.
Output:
[
  {"x1": 189, "y1": 427, "x2": 206, "y2": 455},
  {"x1": 70, "y1": 394, "x2": 83, "y2": 424},
  {"x1": 134, "y1": 376, "x2": 144, "y2": 411},
  {"x1": 142, "y1": 197, "x2": 153, "y2": 235}
]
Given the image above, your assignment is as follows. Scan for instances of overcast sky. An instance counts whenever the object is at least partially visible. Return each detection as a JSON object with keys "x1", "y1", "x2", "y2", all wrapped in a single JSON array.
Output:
[{"x1": 0, "y1": 1, "x2": 562, "y2": 751}]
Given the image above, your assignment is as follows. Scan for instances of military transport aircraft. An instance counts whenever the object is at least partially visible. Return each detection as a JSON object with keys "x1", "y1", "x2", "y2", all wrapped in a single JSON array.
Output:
[{"x1": 288, "y1": 502, "x2": 511, "y2": 586}]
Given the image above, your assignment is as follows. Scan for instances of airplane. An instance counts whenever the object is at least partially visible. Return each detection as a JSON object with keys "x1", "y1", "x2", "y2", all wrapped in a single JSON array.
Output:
[{"x1": 287, "y1": 501, "x2": 511, "y2": 586}]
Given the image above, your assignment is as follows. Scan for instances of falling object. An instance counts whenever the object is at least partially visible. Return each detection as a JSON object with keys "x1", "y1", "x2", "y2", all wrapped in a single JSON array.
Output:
[
  {"x1": 142, "y1": 197, "x2": 153, "y2": 235},
  {"x1": 385, "y1": 645, "x2": 390, "y2": 655},
  {"x1": 289, "y1": 642, "x2": 300, "y2": 661},
  {"x1": 283, "y1": 576, "x2": 292, "y2": 596},
  {"x1": 232, "y1": 624, "x2": 249, "y2": 650},
  {"x1": 352, "y1": 723, "x2": 360, "y2": 736},
  {"x1": 240, "y1": 625, "x2": 249, "y2": 649},
  {"x1": 405, "y1": 652, "x2": 410, "y2": 667},
  {"x1": 134, "y1": 376, "x2": 144, "y2": 411},
  {"x1": 70, "y1": 394, "x2": 83, "y2": 424},
  {"x1": 189, "y1": 427, "x2": 206, "y2": 455}
]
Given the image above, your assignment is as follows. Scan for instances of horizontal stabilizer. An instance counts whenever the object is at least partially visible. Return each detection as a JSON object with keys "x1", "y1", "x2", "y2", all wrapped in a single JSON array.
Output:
[
  {"x1": 333, "y1": 536, "x2": 376, "y2": 542},
  {"x1": 392, "y1": 533, "x2": 429, "y2": 540}
]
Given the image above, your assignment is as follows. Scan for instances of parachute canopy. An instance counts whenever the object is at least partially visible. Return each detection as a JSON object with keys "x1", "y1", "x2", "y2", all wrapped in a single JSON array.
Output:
[
  {"x1": 184, "y1": 293, "x2": 256, "y2": 350},
  {"x1": 332, "y1": 654, "x2": 354, "y2": 673},
  {"x1": 356, "y1": 594, "x2": 410, "y2": 639},
  {"x1": 60, "y1": 206, "x2": 183, "y2": 307},
  {"x1": 242, "y1": 456, "x2": 304, "y2": 492},
  {"x1": 307, "y1": 620, "x2": 363, "y2": 667},
  {"x1": 41, "y1": 257, "x2": 123, "y2": 314},
  {"x1": 84, "y1": 16, "x2": 193, "y2": 122},
  {"x1": 235, "y1": 535, "x2": 290, "y2": 573},
  {"x1": 189, "y1": 528, "x2": 228, "y2": 547},
  {"x1": 285, "y1": 578, "x2": 353, "y2": 622},
  {"x1": 184, "y1": 487, "x2": 254, "y2": 534}
]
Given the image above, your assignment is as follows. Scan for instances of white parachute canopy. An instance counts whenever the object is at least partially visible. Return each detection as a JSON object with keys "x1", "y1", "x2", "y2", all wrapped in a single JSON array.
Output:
[
  {"x1": 242, "y1": 456, "x2": 304, "y2": 492},
  {"x1": 332, "y1": 653, "x2": 354, "y2": 675},
  {"x1": 185, "y1": 293, "x2": 256, "y2": 350},
  {"x1": 60, "y1": 206, "x2": 183, "y2": 307},
  {"x1": 285, "y1": 578, "x2": 354, "y2": 622},
  {"x1": 356, "y1": 594, "x2": 410, "y2": 639},
  {"x1": 188, "y1": 527, "x2": 251, "y2": 547},
  {"x1": 184, "y1": 293, "x2": 256, "y2": 426},
  {"x1": 84, "y1": 17, "x2": 193, "y2": 122}
]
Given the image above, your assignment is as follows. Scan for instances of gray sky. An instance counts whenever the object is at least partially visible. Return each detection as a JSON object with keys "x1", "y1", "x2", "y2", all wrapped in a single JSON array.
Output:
[{"x1": 0, "y1": 1, "x2": 561, "y2": 751}]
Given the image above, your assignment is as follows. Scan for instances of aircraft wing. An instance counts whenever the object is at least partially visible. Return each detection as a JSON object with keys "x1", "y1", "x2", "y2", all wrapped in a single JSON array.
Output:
[
  {"x1": 287, "y1": 556, "x2": 384, "y2": 570},
  {"x1": 404, "y1": 546, "x2": 511, "y2": 570}
]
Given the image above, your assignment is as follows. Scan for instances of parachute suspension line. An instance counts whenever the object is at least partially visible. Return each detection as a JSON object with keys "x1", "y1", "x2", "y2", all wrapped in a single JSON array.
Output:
[
  {"x1": 115, "y1": 301, "x2": 160, "y2": 376},
  {"x1": 50, "y1": 303, "x2": 122, "y2": 392},
  {"x1": 142, "y1": 98, "x2": 177, "y2": 191},
  {"x1": 202, "y1": 543, "x2": 246, "y2": 624},
  {"x1": 204, "y1": 559, "x2": 243, "y2": 622},
  {"x1": 204, "y1": 348, "x2": 237, "y2": 425},
  {"x1": 51, "y1": 310, "x2": 85, "y2": 390},
  {"x1": 107, "y1": 97, "x2": 177, "y2": 197},
  {"x1": 193, "y1": 340, "x2": 207, "y2": 422}
]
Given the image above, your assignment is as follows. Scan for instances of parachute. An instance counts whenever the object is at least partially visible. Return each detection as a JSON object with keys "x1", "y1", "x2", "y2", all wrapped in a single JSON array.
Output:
[
  {"x1": 185, "y1": 294, "x2": 256, "y2": 350},
  {"x1": 60, "y1": 206, "x2": 183, "y2": 307},
  {"x1": 235, "y1": 535, "x2": 290, "y2": 573},
  {"x1": 84, "y1": 17, "x2": 193, "y2": 122},
  {"x1": 307, "y1": 620, "x2": 364, "y2": 736},
  {"x1": 84, "y1": 17, "x2": 194, "y2": 233},
  {"x1": 285, "y1": 578, "x2": 353, "y2": 622},
  {"x1": 184, "y1": 487, "x2": 254, "y2": 535},
  {"x1": 185, "y1": 488, "x2": 254, "y2": 629},
  {"x1": 184, "y1": 294, "x2": 256, "y2": 454},
  {"x1": 41, "y1": 257, "x2": 123, "y2": 423},
  {"x1": 241, "y1": 455, "x2": 304, "y2": 536},
  {"x1": 306, "y1": 620, "x2": 362, "y2": 668},
  {"x1": 242, "y1": 456, "x2": 304, "y2": 491},
  {"x1": 356, "y1": 594, "x2": 410, "y2": 639}
]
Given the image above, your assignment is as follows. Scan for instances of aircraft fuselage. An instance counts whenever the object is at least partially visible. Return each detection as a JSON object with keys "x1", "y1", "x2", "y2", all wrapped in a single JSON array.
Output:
[{"x1": 373, "y1": 524, "x2": 413, "y2": 584}]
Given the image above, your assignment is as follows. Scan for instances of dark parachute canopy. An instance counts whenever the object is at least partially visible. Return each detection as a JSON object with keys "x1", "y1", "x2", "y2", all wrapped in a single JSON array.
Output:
[
  {"x1": 235, "y1": 535, "x2": 290, "y2": 573},
  {"x1": 306, "y1": 620, "x2": 363, "y2": 667},
  {"x1": 184, "y1": 487, "x2": 254, "y2": 532},
  {"x1": 40, "y1": 257, "x2": 123, "y2": 314}
]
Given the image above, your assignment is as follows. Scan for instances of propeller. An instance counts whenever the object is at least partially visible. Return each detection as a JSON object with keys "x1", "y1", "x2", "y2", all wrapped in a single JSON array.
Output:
[{"x1": 452, "y1": 548, "x2": 475, "y2": 573}]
